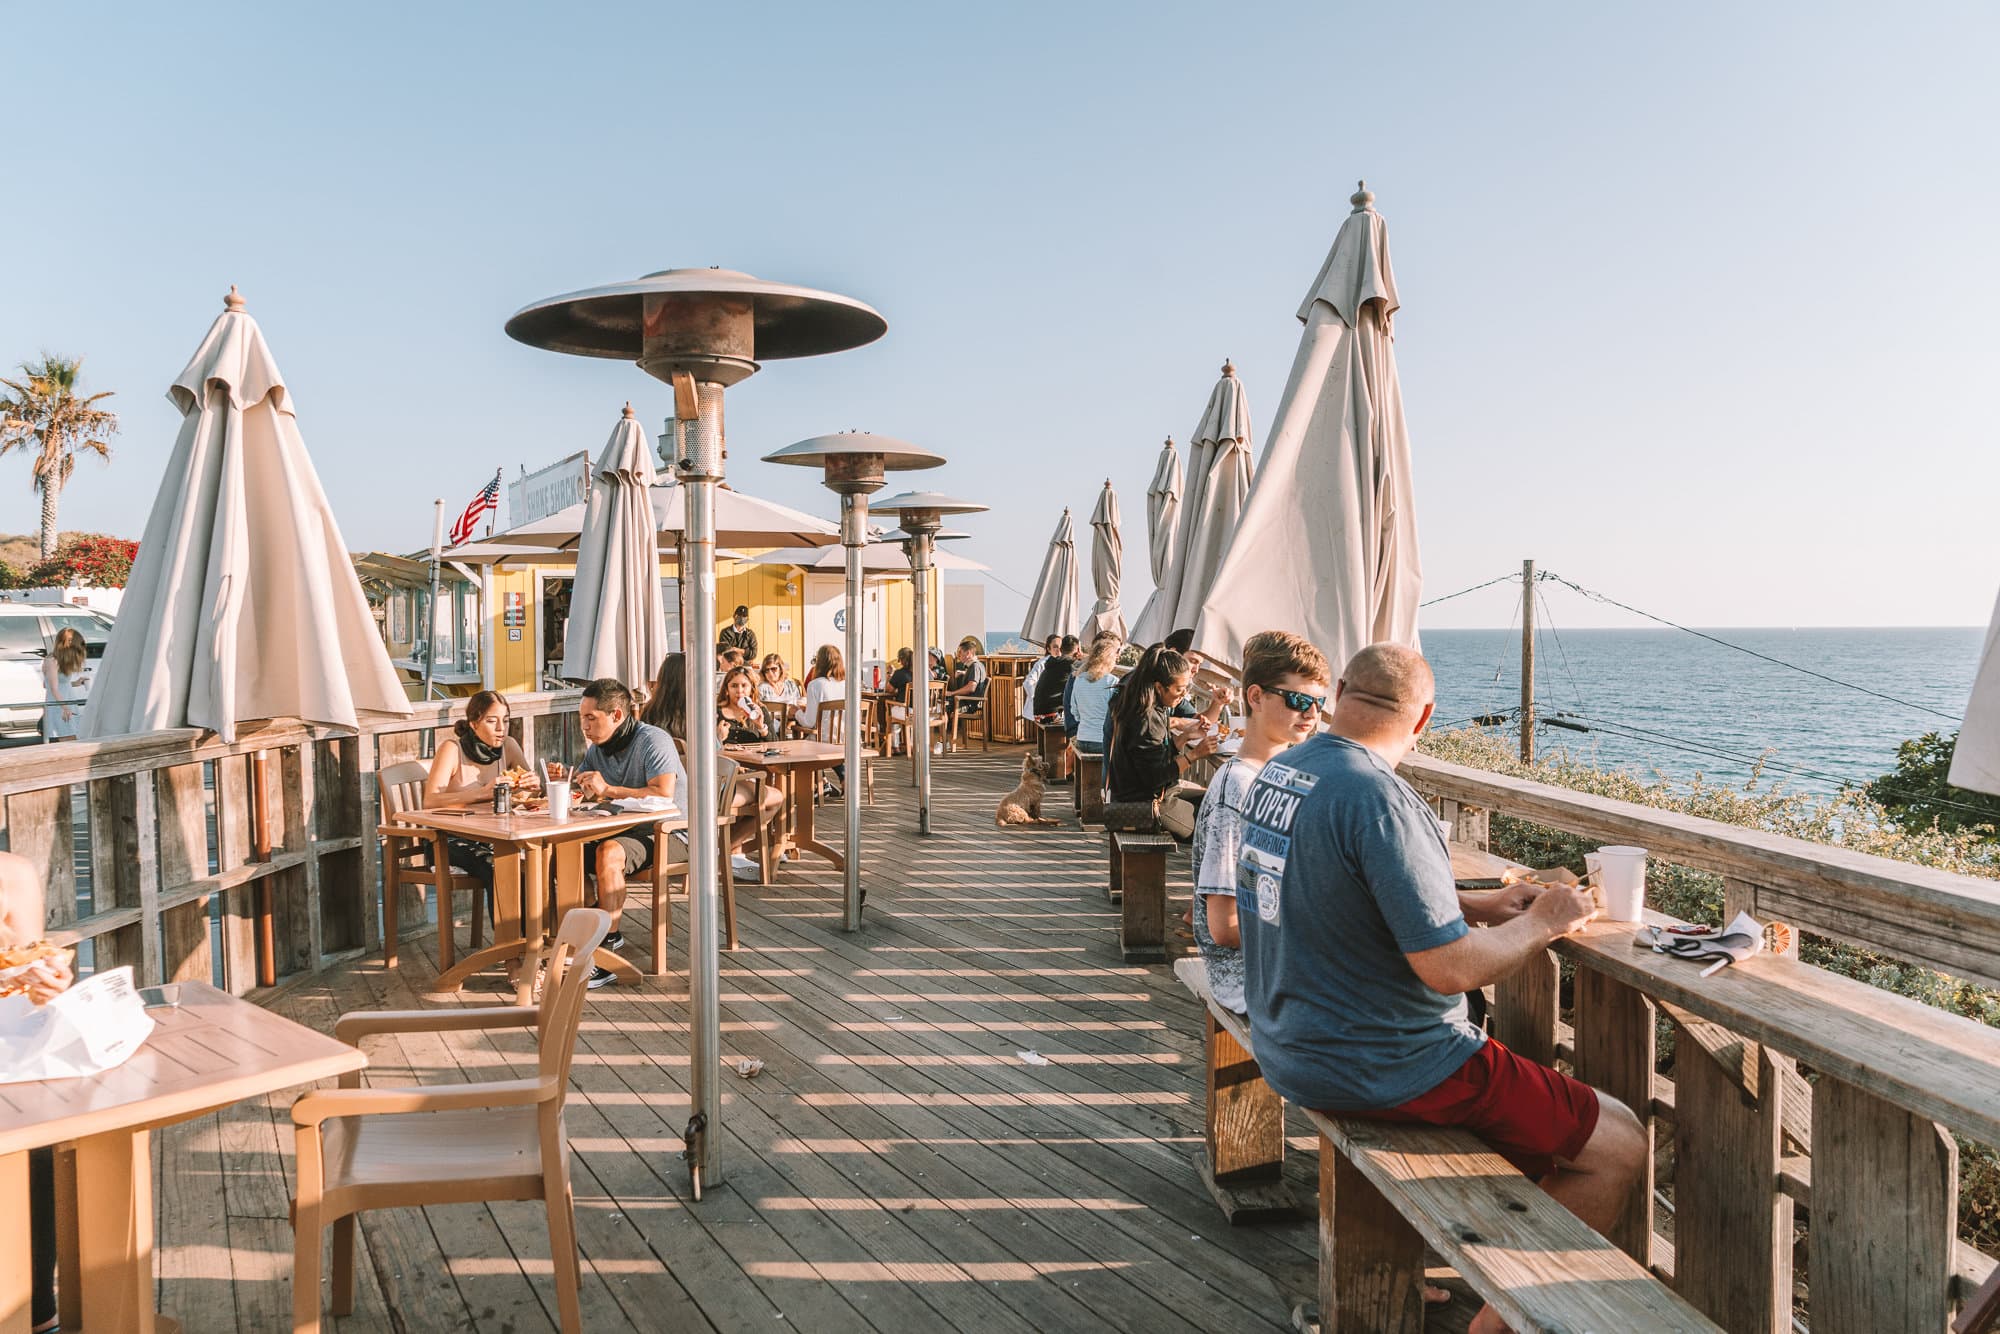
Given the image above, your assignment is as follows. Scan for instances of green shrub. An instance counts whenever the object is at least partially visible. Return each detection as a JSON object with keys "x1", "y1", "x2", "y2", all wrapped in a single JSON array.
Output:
[{"x1": 1418, "y1": 726, "x2": 2000, "y2": 1251}]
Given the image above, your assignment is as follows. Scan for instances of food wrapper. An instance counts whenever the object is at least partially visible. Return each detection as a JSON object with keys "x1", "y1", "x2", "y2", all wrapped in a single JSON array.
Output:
[
  {"x1": 0, "y1": 965, "x2": 155, "y2": 1084},
  {"x1": 1501, "y1": 865, "x2": 1593, "y2": 906}
]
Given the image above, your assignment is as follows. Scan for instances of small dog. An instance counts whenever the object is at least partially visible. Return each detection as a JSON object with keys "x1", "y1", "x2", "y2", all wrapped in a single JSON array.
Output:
[{"x1": 996, "y1": 754, "x2": 1062, "y2": 827}]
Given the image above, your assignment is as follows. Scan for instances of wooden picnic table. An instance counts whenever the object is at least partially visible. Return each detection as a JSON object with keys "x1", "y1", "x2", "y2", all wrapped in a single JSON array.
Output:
[
  {"x1": 0, "y1": 981, "x2": 365, "y2": 1334},
  {"x1": 401, "y1": 804, "x2": 685, "y2": 1003},
  {"x1": 725, "y1": 739, "x2": 877, "y2": 872}
]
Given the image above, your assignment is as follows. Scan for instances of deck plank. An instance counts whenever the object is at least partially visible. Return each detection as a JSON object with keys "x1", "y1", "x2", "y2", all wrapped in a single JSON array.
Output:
[{"x1": 142, "y1": 746, "x2": 1488, "y2": 1331}]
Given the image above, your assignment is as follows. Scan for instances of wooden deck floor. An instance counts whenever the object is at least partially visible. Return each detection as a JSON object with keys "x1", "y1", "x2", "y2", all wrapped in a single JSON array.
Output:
[{"x1": 151, "y1": 746, "x2": 1471, "y2": 1332}]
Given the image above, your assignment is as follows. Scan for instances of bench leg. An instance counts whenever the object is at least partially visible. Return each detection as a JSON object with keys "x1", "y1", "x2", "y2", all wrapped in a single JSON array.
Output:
[
  {"x1": 1106, "y1": 837, "x2": 1123, "y2": 903},
  {"x1": 1119, "y1": 846, "x2": 1167, "y2": 962},
  {"x1": 1320, "y1": 1136, "x2": 1426, "y2": 1334},
  {"x1": 1194, "y1": 1013, "x2": 1300, "y2": 1224}
]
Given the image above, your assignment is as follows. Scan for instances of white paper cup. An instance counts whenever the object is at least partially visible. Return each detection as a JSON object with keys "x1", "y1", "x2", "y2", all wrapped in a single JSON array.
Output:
[
  {"x1": 547, "y1": 781, "x2": 572, "y2": 822},
  {"x1": 1590, "y1": 845, "x2": 1647, "y2": 922}
]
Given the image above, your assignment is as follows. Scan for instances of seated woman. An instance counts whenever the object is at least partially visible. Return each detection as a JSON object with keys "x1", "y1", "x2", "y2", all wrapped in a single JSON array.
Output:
[
  {"x1": 797, "y1": 644, "x2": 848, "y2": 794},
  {"x1": 647, "y1": 654, "x2": 785, "y2": 876},
  {"x1": 719, "y1": 665, "x2": 776, "y2": 744},
  {"x1": 1066, "y1": 633, "x2": 1121, "y2": 754},
  {"x1": 423, "y1": 691, "x2": 532, "y2": 901},
  {"x1": 1106, "y1": 644, "x2": 1218, "y2": 812},
  {"x1": 757, "y1": 653, "x2": 802, "y2": 733},
  {"x1": 1033, "y1": 633, "x2": 1079, "y2": 720}
]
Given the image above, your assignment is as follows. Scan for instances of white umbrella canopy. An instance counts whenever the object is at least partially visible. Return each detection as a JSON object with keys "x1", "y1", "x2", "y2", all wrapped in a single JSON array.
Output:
[
  {"x1": 491, "y1": 480, "x2": 839, "y2": 551},
  {"x1": 559, "y1": 404, "x2": 671, "y2": 686},
  {"x1": 1019, "y1": 508, "x2": 1079, "y2": 643},
  {"x1": 735, "y1": 542, "x2": 986, "y2": 575},
  {"x1": 1949, "y1": 583, "x2": 2000, "y2": 794},
  {"x1": 1128, "y1": 436, "x2": 1183, "y2": 644},
  {"x1": 83, "y1": 288, "x2": 409, "y2": 742},
  {"x1": 1167, "y1": 362, "x2": 1253, "y2": 635},
  {"x1": 1083, "y1": 480, "x2": 1127, "y2": 641},
  {"x1": 1192, "y1": 182, "x2": 1422, "y2": 671}
]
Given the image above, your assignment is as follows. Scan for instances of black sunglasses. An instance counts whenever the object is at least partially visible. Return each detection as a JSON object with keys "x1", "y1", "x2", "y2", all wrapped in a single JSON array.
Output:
[{"x1": 1270, "y1": 687, "x2": 1327, "y2": 714}]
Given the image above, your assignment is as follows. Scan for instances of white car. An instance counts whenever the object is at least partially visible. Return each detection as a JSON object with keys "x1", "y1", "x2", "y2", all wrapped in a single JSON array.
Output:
[{"x1": 0, "y1": 602, "x2": 116, "y2": 739}]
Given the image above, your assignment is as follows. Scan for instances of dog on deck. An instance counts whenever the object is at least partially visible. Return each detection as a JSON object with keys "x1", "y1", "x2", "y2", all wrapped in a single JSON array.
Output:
[{"x1": 996, "y1": 753, "x2": 1062, "y2": 827}]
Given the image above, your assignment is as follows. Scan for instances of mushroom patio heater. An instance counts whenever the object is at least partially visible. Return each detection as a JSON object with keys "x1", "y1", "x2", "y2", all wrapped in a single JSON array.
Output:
[
  {"x1": 506, "y1": 269, "x2": 885, "y2": 1197},
  {"x1": 763, "y1": 432, "x2": 945, "y2": 931},
  {"x1": 872, "y1": 490, "x2": 989, "y2": 834}
]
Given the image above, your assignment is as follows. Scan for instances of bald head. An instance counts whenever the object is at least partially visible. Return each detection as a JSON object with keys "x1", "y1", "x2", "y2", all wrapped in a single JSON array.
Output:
[
  {"x1": 0, "y1": 851, "x2": 46, "y2": 948},
  {"x1": 1331, "y1": 644, "x2": 1436, "y2": 752}
]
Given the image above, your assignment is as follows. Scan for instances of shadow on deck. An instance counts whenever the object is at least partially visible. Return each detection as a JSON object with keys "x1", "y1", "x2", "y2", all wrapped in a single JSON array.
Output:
[{"x1": 153, "y1": 747, "x2": 1475, "y2": 1332}]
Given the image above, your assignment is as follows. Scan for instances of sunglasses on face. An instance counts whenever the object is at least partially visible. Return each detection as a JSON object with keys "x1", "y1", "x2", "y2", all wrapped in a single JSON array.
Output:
[{"x1": 1270, "y1": 688, "x2": 1327, "y2": 715}]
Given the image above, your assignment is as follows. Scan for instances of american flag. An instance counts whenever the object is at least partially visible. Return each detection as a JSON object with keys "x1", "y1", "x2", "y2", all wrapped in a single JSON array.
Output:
[{"x1": 449, "y1": 470, "x2": 502, "y2": 547}]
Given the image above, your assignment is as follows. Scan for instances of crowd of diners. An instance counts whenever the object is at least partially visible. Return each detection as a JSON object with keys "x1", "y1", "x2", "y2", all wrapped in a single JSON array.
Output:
[
  {"x1": 0, "y1": 616, "x2": 1640, "y2": 1334},
  {"x1": 1020, "y1": 623, "x2": 1648, "y2": 1334}
]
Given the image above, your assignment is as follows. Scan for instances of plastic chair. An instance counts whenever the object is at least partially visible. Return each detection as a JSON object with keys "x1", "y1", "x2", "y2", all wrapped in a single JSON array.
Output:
[
  {"x1": 375, "y1": 760, "x2": 486, "y2": 971},
  {"x1": 639, "y1": 754, "x2": 745, "y2": 973},
  {"x1": 289, "y1": 907, "x2": 611, "y2": 1333}
]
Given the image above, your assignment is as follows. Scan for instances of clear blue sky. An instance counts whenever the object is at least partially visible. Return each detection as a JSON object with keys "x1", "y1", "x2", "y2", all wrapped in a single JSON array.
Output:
[{"x1": 4, "y1": 2, "x2": 1995, "y2": 630}]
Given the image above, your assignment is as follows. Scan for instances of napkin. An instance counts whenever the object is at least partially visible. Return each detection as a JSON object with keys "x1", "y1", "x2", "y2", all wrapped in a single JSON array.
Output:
[{"x1": 0, "y1": 966, "x2": 155, "y2": 1084}]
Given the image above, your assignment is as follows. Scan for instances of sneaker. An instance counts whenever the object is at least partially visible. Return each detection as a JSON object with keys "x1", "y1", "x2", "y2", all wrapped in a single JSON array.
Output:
[
  {"x1": 822, "y1": 778, "x2": 843, "y2": 799},
  {"x1": 730, "y1": 854, "x2": 761, "y2": 877},
  {"x1": 601, "y1": 930, "x2": 625, "y2": 952},
  {"x1": 585, "y1": 964, "x2": 617, "y2": 990}
]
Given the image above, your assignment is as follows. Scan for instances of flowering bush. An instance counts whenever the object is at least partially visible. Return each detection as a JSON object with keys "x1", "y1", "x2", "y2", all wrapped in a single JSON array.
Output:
[
  {"x1": 0, "y1": 560, "x2": 20, "y2": 589},
  {"x1": 27, "y1": 533, "x2": 136, "y2": 588}
]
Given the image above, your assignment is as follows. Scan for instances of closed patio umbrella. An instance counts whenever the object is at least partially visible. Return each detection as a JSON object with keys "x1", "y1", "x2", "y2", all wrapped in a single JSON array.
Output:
[
  {"x1": 1191, "y1": 182, "x2": 1422, "y2": 671},
  {"x1": 559, "y1": 404, "x2": 670, "y2": 686},
  {"x1": 1167, "y1": 361, "x2": 1254, "y2": 635},
  {"x1": 83, "y1": 288, "x2": 409, "y2": 741},
  {"x1": 1128, "y1": 436, "x2": 1183, "y2": 645},
  {"x1": 1950, "y1": 583, "x2": 2000, "y2": 794},
  {"x1": 1083, "y1": 479, "x2": 1126, "y2": 641},
  {"x1": 1019, "y1": 508, "x2": 1078, "y2": 643}
]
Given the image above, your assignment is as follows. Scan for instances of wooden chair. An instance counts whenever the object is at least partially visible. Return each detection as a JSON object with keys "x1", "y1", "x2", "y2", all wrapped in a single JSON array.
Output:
[
  {"x1": 289, "y1": 907, "x2": 612, "y2": 1333},
  {"x1": 811, "y1": 698, "x2": 875, "y2": 804},
  {"x1": 376, "y1": 759, "x2": 486, "y2": 971},
  {"x1": 636, "y1": 755, "x2": 745, "y2": 975},
  {"x1": 944, "y1": 686, "x2": 990, "y2": 752}
]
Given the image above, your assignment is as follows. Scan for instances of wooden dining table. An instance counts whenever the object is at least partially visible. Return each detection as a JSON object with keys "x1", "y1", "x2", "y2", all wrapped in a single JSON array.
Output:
[
  {"x1": 401, "y1": 804, "x2": 686, "y2": 1004},
  {"x1": 724, "y1": 739, "x2": 877, "y2": 872},
  {"x1": 0, "y1": 981, "x2": 366, "y2": 1334}
]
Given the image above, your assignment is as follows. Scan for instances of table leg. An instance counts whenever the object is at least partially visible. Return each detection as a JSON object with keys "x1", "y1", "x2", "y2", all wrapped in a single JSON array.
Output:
[
  {"x1": 74, "y1": 1128, "x2": 159, "y2": 1334},
  {"x1": 794, "y1": 768, "x2": 846, "y2": 870},
  {"x1": 516, "y1": 842, "x2": 549, "y2": 1006},
  {"x1": 1, "y1": 1151, "x2": 28, "y2": 1334},
  {"x1": 429, "y1": 840, "x2": 538, "y2": 998}
]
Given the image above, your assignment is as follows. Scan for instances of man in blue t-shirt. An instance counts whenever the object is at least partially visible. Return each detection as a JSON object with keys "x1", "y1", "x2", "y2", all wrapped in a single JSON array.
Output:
[
  {"x1": 573, "y1": 678, "x2": 685, "y2": 988},
  {"x1": 1237, "y1": 644, "x2": 1645, "y2": 1334}
]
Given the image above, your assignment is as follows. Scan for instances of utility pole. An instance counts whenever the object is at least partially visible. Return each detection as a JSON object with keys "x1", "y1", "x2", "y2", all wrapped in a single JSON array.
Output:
[{"x1": 1520, "y1": 559, "x2": 1535, "y2": 764}]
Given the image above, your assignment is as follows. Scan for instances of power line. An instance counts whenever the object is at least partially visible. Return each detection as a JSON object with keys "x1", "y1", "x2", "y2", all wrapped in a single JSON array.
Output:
[
  {"x1": 1538, "y1": 572, "x2": 1963, "y2": 725},
  {"x1": 1421, "y1": 571, "x2": 1520, "y2": 608}
]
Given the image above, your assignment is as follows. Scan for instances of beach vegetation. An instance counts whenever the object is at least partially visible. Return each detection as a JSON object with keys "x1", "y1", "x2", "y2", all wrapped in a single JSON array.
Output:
[
  {"x1": 1419, "y1": 725, "x2": 2000, "y2": 1249},
  {"x1": 27, "y1": 533, "x2": 137, "y2": 589},
  {"x1": 0, "y1": 356, "x2": 119, "y2": 560},
  {"x1": 1862, "y1": 729, "x2": 2000, "y2": 839}
]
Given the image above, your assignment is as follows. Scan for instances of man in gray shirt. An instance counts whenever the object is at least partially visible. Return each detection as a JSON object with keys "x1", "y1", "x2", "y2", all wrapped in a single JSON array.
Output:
[
  {"x1": 573, "y1": 678, "x2": 685, "y2": 987},
  {"x1": 1237, "y1": 644, "x2": 1645, "y2": 1334}
]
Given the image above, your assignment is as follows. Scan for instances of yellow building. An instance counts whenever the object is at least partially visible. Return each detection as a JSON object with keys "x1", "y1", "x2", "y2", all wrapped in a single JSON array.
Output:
[{"x1": 477, "y1": 552, "x2": 941, "y2": 695}]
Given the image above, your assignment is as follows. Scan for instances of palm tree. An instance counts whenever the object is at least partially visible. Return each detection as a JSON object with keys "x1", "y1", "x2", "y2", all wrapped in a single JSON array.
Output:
[{"x1": 0, "y1": 355, "x2": 119, "y2": 560}]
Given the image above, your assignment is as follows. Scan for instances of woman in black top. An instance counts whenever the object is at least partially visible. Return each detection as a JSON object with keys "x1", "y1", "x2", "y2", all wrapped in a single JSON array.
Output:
[
  {"x1": 1032, "y1": 634, "x2": 1080, "y2": 717},
  {"x1": 1107, "y1": 645, "x2": 1218, "y2": 804},
  {"x1": 718, "y1": 666, "x2": 775, "y2": 745}
]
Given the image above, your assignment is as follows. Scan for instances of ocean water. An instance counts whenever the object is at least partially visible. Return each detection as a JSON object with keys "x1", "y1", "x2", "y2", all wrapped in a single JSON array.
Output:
[
  {"x1": 993, "y1": 626, "x2": 1986, "y2": 799},
  {"x1": 1425, "y1": 627, "x2": 1982, "y2": 798}
]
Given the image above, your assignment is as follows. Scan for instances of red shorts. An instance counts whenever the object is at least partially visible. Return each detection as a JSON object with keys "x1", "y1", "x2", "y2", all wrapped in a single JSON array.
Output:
[{"x1": 1339, "y1": 1038, "x2": 1600, "y2": 1180}]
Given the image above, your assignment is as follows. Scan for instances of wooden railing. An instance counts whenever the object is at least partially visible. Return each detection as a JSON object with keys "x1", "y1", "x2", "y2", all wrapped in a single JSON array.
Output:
[
  {"x1": 0, "y1": 692, "x2": 582, "y2": 996},
  {"x1": 1400, "y1": 752, "x2": 2000, "y2": 1334}
]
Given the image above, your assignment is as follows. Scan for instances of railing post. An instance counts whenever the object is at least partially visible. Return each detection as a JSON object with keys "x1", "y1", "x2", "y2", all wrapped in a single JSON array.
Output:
[
  {"x1": 1572, "y1": 967, "x2": 1657, "y2": 1263},
  {"x1": 1492, "y1": 948, "x2": 1558, "y2": 1069},
  {"x1": 1810, "y1": 1075, "x2": 1956, "y2": 1334},
  {"x1": 1669, "y1": 1008, "x2": 1792, "y2": 1331}
]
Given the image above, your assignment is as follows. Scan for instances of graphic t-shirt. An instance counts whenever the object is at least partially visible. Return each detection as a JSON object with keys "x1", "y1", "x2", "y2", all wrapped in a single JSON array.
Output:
[
  {"x1": 1190, "y1": 756, "x2": 1262, "y2": 1012},
  {"x1": 1236, "y1": 734, "x2": 1482, "y2": 1110}
]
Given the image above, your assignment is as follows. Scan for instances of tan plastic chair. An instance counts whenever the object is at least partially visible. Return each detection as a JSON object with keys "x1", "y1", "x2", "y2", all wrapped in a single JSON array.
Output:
[
  {"x1": 376, "y1": 759, "x2": 486, "y2": 970},
  {"x1": 289, "y1": 907, "x2": 611, "y2": 1333},
  {"x1": 636, "y1": 754, "x2": 744, "y2": 974}
]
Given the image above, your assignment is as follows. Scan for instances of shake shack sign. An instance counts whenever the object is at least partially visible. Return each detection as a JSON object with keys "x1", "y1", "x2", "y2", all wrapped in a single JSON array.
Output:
[{"x1": 508, "y1": 452, "x2": 590, "y2": 529}]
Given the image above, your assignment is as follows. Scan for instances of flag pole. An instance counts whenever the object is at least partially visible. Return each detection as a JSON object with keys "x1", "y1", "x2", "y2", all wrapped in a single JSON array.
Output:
[{"x1": 425, "y1": 499, "x2": 444, "y2": 701}]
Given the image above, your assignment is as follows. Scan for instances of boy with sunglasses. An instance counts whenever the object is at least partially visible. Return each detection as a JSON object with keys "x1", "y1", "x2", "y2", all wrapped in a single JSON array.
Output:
[{"x1": 1189, "y1": 631, "x2": 1330, "y2": 1013}]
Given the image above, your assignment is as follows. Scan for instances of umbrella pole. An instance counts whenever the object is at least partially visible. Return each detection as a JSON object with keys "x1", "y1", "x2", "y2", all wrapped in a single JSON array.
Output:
[
  {"x1": 910, "y1": 528, "x2": 935, "y2": 835},
  {"x1": 678, "y1": 386, "x2": 725, "y2": 1195},
  {"x1": 840, "y1": 495, "x2": 868, "y2": 930}
]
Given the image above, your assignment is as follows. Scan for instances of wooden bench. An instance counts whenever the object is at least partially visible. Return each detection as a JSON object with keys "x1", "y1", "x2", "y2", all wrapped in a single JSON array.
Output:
[
  {"x1": 1034, "y1": 718, "x2": 1068, "y2": 777},
  {"x1": 1072, "y1": 750, "x2": 1104, "y2": 825},
  {"x1": 1173, "y1": 957, "x2": 1718, "y2": 1333},
  {"x1": 1173, "y1": 957, "x2": 1299, "y2": 1224}
]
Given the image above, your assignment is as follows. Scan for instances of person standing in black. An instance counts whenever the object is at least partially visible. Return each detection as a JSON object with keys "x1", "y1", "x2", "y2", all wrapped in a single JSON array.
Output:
[{"x1": 718, "y1": 605, "x2": 758, "y2": 660}]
